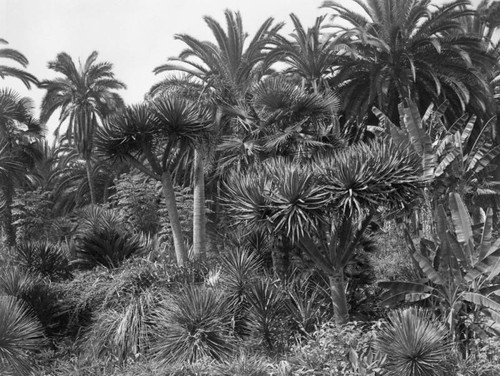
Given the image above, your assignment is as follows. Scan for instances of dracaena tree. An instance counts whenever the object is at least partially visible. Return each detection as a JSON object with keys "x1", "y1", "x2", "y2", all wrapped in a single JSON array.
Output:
[
  {"x1": 96, "y1": 97, "x2": 213, "y2": 266},
  {"x1": 40, "y1": 51, "x2": 126, "y2": 204},
  {"x1": 224, "y1": 138, "x2": 422, "y2": 324}
]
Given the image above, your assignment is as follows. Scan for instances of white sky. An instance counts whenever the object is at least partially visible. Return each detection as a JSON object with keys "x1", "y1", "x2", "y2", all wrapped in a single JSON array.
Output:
[{"x1": 0, "y1": 0, "x2": 486, "y2": 137}]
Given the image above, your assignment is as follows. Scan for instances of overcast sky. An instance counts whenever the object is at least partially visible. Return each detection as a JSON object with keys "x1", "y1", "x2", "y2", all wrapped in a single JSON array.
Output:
[{"x1": 0, "y1": 0, "x2": 486, "y2": 136}]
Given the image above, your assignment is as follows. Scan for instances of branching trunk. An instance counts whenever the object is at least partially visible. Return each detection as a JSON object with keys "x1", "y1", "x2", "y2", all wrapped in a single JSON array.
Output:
[
  {"x1": 329, "y1": 271, "x2": 349, "y2": 325},
  {"x1": 161, "y1": 171, "x2": 188, "y2": 266},
  {"x1": 192, "y1": 149, "x2": 206, "y2": 261}
]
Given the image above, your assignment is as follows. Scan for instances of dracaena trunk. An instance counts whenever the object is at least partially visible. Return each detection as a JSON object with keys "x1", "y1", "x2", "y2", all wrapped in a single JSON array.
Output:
[
  {"x1": 160, "y1": 171, "x2": 187, "y2": 266},
  {"x1": 192, "y1": 149, "x2": 206, "y2": 261},
  {"x1": 329, "y1": 271, "x2": 349, "y2": 325}
]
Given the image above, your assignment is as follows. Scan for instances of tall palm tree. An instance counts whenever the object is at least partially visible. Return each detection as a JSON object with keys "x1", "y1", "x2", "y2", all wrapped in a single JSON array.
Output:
[
  {"x1": 154, "y1": 10, "x2": 283, "y2": 104},
  {"x1": 268, "y1": 14, "x2": 340, "y2": 93},
  {"x1": 322, "y1": 0, "x2": 496, "y2": 124},
  {"x1": 39, "y1": 51, "x2": 126, "y2": 204},
  {"x1": 0, "y1": 39, "x2": 38, "y2": 88},
  {"x1": 96, "y1": 98, "x2": 213, "y2": 266},
  {"x1": 0, "y1": 89, "x2": 42, "y2": 247}
]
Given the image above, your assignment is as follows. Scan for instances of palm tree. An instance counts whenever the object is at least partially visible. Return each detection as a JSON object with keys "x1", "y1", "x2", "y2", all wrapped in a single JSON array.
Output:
[
  {"x1": 0, "y1": 39, "x2": 38, "y2": 88},
  {"x1": 39, "y1": 51, "x2": 126, "y2": 204},
  {"x1": 268, "y1": 14, "x2": 340, "y2": 93},
  {"x1": 0, "y1": 89, "x2": 42, "y2": 247},
  {"x1": 154, "y1": 10, "x2": 283, "y2": 104},
  {"x1": 321, "y1": 0, "x2": 496, "y2": 124},
  {"x1": 96, "y1": 98, "x2": 213, "y2": 266}
]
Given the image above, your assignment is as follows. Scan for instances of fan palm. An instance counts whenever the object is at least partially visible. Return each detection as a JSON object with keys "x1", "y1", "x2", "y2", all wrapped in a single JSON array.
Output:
[
  {"x1": 96, "y1": 98, "x2": 213, "y2": 266},
  {"x1": 39, "y1": 51, "x2": 126, "y2": 204},
  {"x1": 322, "y1": 0, "x2": 496, "y2": 124},
  {"x1": 154, "y1": 10, "x2": 283, "y2": 104},
  {"x1": 0, "y1": 39, "x2": 37, "y2": 88}
]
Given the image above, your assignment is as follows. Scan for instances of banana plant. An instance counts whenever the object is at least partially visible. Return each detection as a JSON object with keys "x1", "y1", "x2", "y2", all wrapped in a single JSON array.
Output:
[{"x1": 380, "y1": 193, "x2": 500, "y2": 348}]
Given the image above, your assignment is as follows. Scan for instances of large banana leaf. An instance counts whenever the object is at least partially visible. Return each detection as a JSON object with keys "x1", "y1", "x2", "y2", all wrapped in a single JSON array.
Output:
[
  {"x1": 462, "y1": 292, "x2": 500, "y2": 314},
  {"x1": 412, "y1": 251, "x2": 444, "y2": 285},
  {"x1": 449, "y1": 193, "x2": 473, "y2": 250},
  {"x1": 398, "y1": 100, "x2": 435, "y2": 181}
]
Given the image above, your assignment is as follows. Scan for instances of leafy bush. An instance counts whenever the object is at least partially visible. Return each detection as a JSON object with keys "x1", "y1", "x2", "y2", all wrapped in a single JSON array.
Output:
[
  {"x1": 287, "y1": 322, "x2": 378, "y2": 376},
  {"x1": 0, "y1": 296, "x2": 45, "y2": 376},
  {"x1": 376, "y1": 307, "x2": 451, "y2": 376},
  {"x1": 151, "y1": 286, "x2": 234, "y2": 365},
  {"x1": 14, "y1": 241, "x2": 71, "y2": 280}
]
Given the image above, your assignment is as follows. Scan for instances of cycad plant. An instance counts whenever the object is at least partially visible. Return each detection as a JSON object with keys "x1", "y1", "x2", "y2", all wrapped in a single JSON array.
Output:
[
  {"x1": 14, "y1": 241, "x2": 71, "y2": 281},
  {"x1": 376, "y1": 307, "x2": 451, "y2": 376},
  {"x1": 151, "y1": 285, "x2": 234, "y2": 365},
  {"x1": 0, "y1": 296, "x2": 45, "y2": 376}
]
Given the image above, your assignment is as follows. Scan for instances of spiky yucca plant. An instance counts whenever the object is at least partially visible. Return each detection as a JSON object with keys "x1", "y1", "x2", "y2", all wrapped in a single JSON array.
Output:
[
  {"x1": 0, "y1": 296, "x2": 45, "y2": 376},
  {"x1": 14, "y1": 241, "x2": 71, "y2": 280},
  {"x1": 376, "y1": 307, "x2": 451, "y2": 376},
  {"x1": 151, "y1": 286, "x2": 233, "y2": 365}
]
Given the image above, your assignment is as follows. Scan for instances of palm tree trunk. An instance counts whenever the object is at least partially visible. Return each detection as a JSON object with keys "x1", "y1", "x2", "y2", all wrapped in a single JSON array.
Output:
[
  {"x1": 192, "y1": 149, "x2": 206, "y2": 261},
  {"x1": 329, "y1": 271, "x2": 349, "y2": 325},
  {"x1": 160, "y1": 171, "x2": 188, "y2": 266},
  {"x1": 85, "y1": 158, "x2": 96, "y2": 205},
  {"x1": 2, "y1": 181, "x2": 16, "y2": 248}
]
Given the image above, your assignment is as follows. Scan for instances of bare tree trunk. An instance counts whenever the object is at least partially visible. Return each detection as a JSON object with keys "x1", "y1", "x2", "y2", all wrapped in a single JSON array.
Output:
[
  {"x1": 329, "y1": 271, "x2": 349, "y2": 325},
  {"x1": 85, "y1": 158, "x2": 96, "y2": 205},
  {"x1": 192, "y1": 149, "x2": 206, "y2": 261},
  {"x1": 161, "y1": 171, "x2": 187, "y2": 266}
]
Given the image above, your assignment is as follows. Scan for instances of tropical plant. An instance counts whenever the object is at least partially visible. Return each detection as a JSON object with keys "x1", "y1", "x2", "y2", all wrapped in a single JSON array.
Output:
[
  {"x1": 246, "y1": 278, "x2": 286, "y2": 350},
  {"x1": 13, "y1": 241, "x2": 71, "y2": 281},
  {"x1": 380, "y1": 193, "x2": 500, "y2": 351},
  {"x1": 0, "y1": 89, "x2": 43, "y2": 247},
  {"x1": 40, "y1": 51, "x2": 126, "y2": 204},
  {"x1": 96, "y1": 98, "x2": 213, "y2": 266},
  {"x1": 376, "y1": 307, "x2": 451, "y2": 376},
  {"x1": 150, "y1": 286, "x2": 234, "y2": 365},
  {"x1": 0, "y1": 38, "x2": 37, "y2": 88},
  {"x1": 72, "y1": 206, "x2": 144, "y2": 269},
  {"x1": 0, "y1": 296, "x2": 45, "y2": 376},
  {"x1": 225, "y1": 138, "x2": 422, "y2": 324},
  {"x1": 154, "y1": 10, "x2": 283, "y2": 104},
  {"x1": 268, "y1": 14, "x2": 340, "y2": 93},
  {"x1": 322, "y1": 0, "x2": 496, "y2": 124}
]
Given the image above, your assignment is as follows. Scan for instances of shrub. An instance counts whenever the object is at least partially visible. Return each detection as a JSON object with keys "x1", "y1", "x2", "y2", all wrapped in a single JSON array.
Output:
[
  {"x1": 72, "y1": 206, "x2": 145, "y2": 269},
  {"x1": 0, "y1": 296, "x2": 45, "y2": 376},
  {"x1": 151, "y1": 286, "x2": 234, "y2": 365},
  {"x1": 376, "y1": 307, "x2": 451, "y2": 376},
  {"x1": 0, "y1": 266, "x2": 67, "y2": 338},
  {"x1": 246, "y1": 278, "x2": 286, "y2": 350},
  {"x1": 14, "y1": 241, "x2": 71, "y2": 281},
  {"x1": 81, "y1": 292, "x2": 158, "y2": 363}
]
